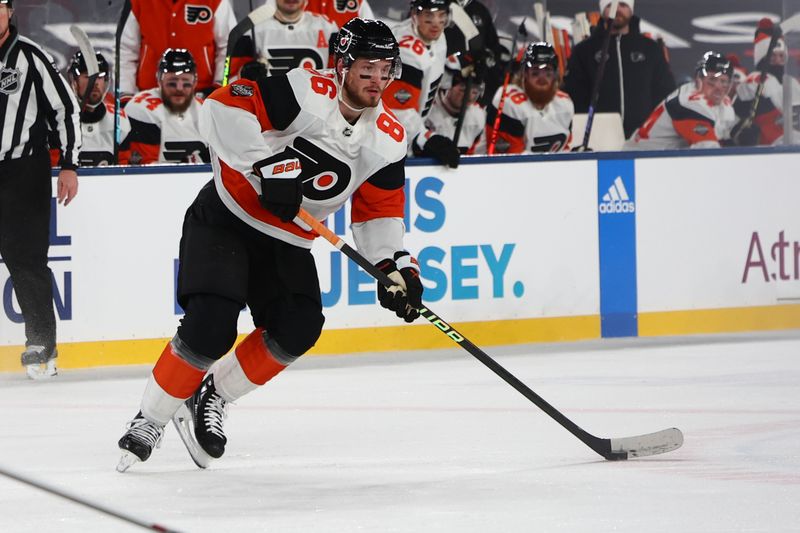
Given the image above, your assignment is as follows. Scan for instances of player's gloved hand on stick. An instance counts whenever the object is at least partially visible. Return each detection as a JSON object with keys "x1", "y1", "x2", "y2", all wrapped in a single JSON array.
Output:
[
  {"x1": 376, "y1": 251, "x2": 423, "y2": 323},
  {"x1": 253, "y1": 148, "x2": 304, "y2": 222},
  {"x1": 423, "y1": 134, "x2": 461, "y2": 169}
]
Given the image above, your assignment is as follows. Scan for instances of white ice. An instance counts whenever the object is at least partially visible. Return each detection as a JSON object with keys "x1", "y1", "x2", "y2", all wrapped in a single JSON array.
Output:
[{"x1": 1, "y1": 332, "x2": 799, "y2": 533}]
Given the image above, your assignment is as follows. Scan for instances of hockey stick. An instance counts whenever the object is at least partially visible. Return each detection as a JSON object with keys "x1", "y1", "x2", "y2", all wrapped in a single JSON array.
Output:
[
  {"x1": 0, "y1": 464, "x2": 182, "y2": 532},
  {"x1": 450, "y1": 2, "x2": 483, "y2": 46},
  {"x1": 113, "y1": 0, "x2": 131, "y2": 163},
  {"x1": 221, "y1": 3, "x2": 276, "y2": 86},
  {"x1": 69, "y1": 25, "x2": 100, "y2": 112},
  {"x1": 295, "y1": 207, "x2": 684, "y2": 461},
  {"x1": 487, "y1": 20, "x2": 527, "y2": 155},
  {"x1": 578, "y1": 0, "x2": 619, "y2": 152},
  {"x1": 452, "y1": 66, "x2": 474, "y2": 148},
  {"x1": 734, "y1": 13, "x2": 800, "y2": 144}
]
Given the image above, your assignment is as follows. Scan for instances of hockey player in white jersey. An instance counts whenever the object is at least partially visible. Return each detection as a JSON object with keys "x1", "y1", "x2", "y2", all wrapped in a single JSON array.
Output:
[
  {"x1": 238, "y1": 0, "x2": 339, "y2": 79},
  {"x1": 486, "y1": 42, "x2": 574, "y2": 154},
  {"x1": 124, "y1": 49, "x2": 210, "y2": 164},
  {"x1": 383, "y1": 0, "x2": 461, "y2": 167},
  {"x1": 117, "y1": 18, "x2": 423, "y2": 471},
  {"x1": 732, "y1": 18, "x2": 800, "y2": 146},
  {"x1": 425, "y1": 54, "x2": 486, "y2": 154},
  {"x1": 626, "y1": 52, "x2": 736, "y2": 150},
  {"x1": 50, "y1": 51, "x2": 132, "y2": 165}
]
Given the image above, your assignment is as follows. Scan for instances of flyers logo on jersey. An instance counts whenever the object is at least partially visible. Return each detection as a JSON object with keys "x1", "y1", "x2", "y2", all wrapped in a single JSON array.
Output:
[
  {"x1": 335, "y1": 0, "x2": 359, "y2": 12},
  {"x1": 185, "y1": 5, "x2": 213, "y2": 24}
]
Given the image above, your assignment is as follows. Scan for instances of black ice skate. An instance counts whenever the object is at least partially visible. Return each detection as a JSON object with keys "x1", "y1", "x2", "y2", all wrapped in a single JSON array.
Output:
[
  {"x1": 117, "y1": 412, "x2": 165, "y2": 473},
  {"x1": 21, "y1": 345, "x2": 57, "y2": 380},
  {"x1": 172, "y1": 374, "x2": 228, "y2": 469}
]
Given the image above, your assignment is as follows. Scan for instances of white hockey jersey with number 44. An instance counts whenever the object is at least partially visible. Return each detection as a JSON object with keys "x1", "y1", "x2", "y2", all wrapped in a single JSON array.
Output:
[{"x1": 200, "y1": 68, "x2": 409, "y2": 263}]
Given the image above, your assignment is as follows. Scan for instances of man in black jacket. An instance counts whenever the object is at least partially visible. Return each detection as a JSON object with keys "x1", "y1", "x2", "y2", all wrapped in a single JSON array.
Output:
[{"x1": 563, "y1": 0, "x2": 675, "y2": 139}]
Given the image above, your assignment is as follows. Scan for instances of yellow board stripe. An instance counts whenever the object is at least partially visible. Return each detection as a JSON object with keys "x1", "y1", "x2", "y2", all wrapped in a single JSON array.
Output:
[
  {"x1": 3, "y1": 305, "x2": 798, "y2": 374},
  {"x1": 0, "y1": 315, "x2": 599, "y2": 373},
  {"x1": 638, "y1": 304, "x2": 800, "y2": 336}
]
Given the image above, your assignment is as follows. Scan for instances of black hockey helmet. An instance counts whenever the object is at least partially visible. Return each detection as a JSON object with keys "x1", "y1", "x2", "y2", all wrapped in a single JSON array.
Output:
[
  {"x1": 0, "y1": 0, "x2": 12, "y2": 7},
  {"x1": 695, "y1": 51, "x2": 734, "y2": 80},
  {"x1": 522, "y1": 42, "x2": 559, "y2": 72},
  {"x1": 336, "y1": 18, "x2": 402, "y2": 79},
  {"x1": 157, "y1": 48, "x2": 197, "y2": 78},
  {"x1": 410, "y1": 0, "x2": 452, "y2": 13},
  {"x1": 67, "y1": 50, "x2": 110, "y2": 79}
]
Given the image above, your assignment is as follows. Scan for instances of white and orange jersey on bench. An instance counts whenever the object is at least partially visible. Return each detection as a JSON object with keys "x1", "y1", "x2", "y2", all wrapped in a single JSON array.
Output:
[
  {"x1": 125, "y1": 90, "x2": 209, "y2": 164},
  {"x1": 249, "y1": 12, "x2": 338, "y2": 77},
  {"x1": 485, "y1": 84, "x2": 574, "y2": 153},
  {"x1": 382, "y1": 18, "x2": 448, "y2": 144},
  {"x1": 626, "y1": 82, "x2": 736, "y2": 150}
]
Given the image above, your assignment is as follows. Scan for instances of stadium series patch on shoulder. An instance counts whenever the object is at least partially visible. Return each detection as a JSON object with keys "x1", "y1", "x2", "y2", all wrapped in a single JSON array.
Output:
[{"x1": 231, "y1": 84, "x2": 254, "y2": 97}]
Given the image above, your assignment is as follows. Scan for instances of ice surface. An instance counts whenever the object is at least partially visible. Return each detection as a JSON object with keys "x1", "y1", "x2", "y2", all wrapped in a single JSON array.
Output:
[{"x1": 1, "y1": 332, "x2": 799, "y2": 532}]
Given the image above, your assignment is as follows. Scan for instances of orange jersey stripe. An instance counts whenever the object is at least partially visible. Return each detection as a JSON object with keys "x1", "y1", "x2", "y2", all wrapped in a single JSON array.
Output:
[
  {"x1": 208, "y1": 80, "x2": 273, "y2": 132},
  {"x1": 672, "y1": 118, "x2": 718, "y2": 144},
  {"x1": 351, "y1": 180, "x2": 405, "y2": 223},
  {"x1": 382, "y1": 80, "x2": 422, "y2": 112},
  {"x1": 217, "y1": 158, "x2": 318, "y2": 242}
]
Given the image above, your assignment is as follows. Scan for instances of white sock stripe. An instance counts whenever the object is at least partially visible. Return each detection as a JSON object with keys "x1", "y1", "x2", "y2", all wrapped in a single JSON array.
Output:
[
  {"x1": 212, "y1": 355, "x2": 257, "y2": 403},
  {"x1": 140, "y1": 375, "x2": 185, "y2": 426}
]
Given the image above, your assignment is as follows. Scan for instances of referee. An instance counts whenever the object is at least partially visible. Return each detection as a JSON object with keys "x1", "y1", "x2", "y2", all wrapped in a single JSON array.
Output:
[{"x1": 0, "y1": 0, "x2": 81, "y2": 379}]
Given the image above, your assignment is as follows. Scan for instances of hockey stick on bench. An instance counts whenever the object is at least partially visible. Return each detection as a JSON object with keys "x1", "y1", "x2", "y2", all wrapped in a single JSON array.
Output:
[
  {"x1": 733, "y1": 13, "x2": 800, "y2": 144},
  {"x1": 295, "y1": 208, "x2": 684, "y2": 461},
  {"x1": 69, "y1": 25, "x2": 100, "y2": 112},
  {"x1": 221, "y1": 3, "x2": 276, "y2": 86}
]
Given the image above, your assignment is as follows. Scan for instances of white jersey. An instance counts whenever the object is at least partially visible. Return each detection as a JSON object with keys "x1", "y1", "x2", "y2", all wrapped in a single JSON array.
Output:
[
  {"x1": 626, "y1": 82, "x2": 736, "y2": 151},
  {"x1": 79, "y1": 95, "x2": 133, "y2": 166},
  {"x1": 383, "y1": 18, "x2": 448, "y2": 145},
  {"x1": 251, "y1": 12, "x2": 338, "y2": 77},
  {"x1": 49, "y1": 94, "x2": 133, "y2": 166},
  {"x1": 125, "y1": 90, "x2": 209, "y2": 164},
  {"x1": 734, "y1": 71, "x2": 800, "y2": 145},
  {"x1": 200, "y1": 68, "x2": 408, "y2": 263},
  {"x1": 487, "y1": 84, "x2": 574, "y2": 153},
  {"x1": 424, "y1": 94, "x2": 486, "y2": 154}
]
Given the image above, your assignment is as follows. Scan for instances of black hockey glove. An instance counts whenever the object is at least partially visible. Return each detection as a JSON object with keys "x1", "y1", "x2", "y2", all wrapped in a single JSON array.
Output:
[
  {"x1": 730, "y1": 120, "x2": 760, "y2": 147},
  {"x1": 253, "y1": 148, "x2": 304, "y2": 222},
  {"x1": 423, "y1": 134, "x2": 461, "y2": 169},
  {"x1": 376, "y1": 251, "x2": 423, "y2": 323},
  {"x1": 240, "y1": 60, "x2": 268, "y2": 81}
]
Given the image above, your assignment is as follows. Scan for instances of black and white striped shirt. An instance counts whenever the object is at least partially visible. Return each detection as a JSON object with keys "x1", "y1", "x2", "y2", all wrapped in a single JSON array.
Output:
[{"x1": 0, "y1": 25, "x2": 81, "y2": 169}]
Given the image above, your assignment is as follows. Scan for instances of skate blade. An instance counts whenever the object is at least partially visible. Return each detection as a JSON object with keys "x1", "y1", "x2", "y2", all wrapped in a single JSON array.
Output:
[
  {"x1": 116, "y1": 450, "x2": 141, "y2": 473},
  {"x1": 25, "y1": 360, "x2": 57, "y2": 380},
  {"x1": 172, "y1": 403, "x2": 212, "y2": 469}
]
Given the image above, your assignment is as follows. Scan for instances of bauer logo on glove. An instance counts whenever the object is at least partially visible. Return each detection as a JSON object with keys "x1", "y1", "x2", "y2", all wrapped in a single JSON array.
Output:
[{"x1": 253, "y1": 147, "x2": 305, "y2": 222}]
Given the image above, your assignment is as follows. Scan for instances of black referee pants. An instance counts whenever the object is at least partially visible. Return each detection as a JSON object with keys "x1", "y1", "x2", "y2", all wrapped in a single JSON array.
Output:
[{"x1": 0, "y1": 153, "x2": 56, "y2": 351}]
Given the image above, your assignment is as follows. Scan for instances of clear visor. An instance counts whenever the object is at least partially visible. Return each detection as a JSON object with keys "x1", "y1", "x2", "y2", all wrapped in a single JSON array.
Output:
[
  {"x1": 346, "y1": 56, "x2": 402, "y2": 82},
  {"x1": 525, "y1": 63, "x2": 557, "y2": 79}
]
